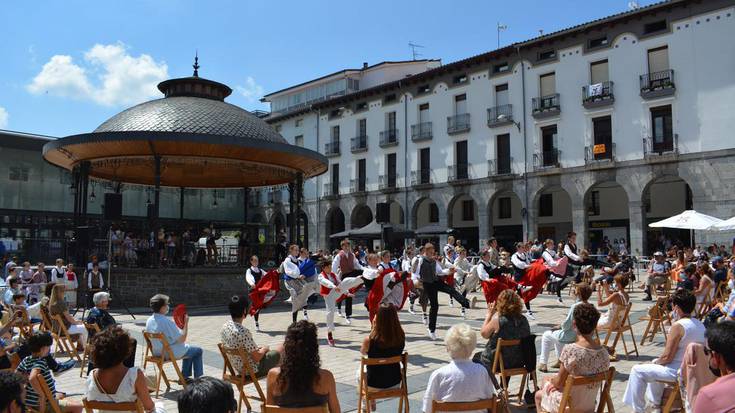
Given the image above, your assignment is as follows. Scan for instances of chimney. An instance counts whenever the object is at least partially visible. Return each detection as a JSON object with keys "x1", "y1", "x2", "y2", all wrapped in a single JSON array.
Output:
[{"x1": 362, "y1": 62, "x2": 368, "y2": 70}]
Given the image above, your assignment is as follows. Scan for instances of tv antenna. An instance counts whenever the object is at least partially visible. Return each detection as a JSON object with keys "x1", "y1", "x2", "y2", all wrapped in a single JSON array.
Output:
[
  {"x1": 628, "y1": 1, "x2": 640, "y2": 10},
  {"x1": 408, "y1": 41, "x2": 425, "y2": 60}
]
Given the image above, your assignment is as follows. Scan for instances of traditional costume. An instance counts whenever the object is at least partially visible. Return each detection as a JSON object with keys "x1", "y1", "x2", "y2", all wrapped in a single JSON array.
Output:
[
  {"x1": 330, "y1": 248, "x2": 363, "y2": 324},
  {"x1": 453, "y1": 255, "x2": 477, "y2": 319},
  {"x1": 282, "y1": 254, "x2": 316, "y2": 323},
  {"x1": 248, "y1": 270, "x2": 280, "y2": 322},
  {"x1": 246, "y1": 265, "x2": 265, "y2": 330},
  {"x1": 318, "y1": 268, "x2": 364, "y2": 346},
  {"x1": 366, "y1": 268, "x2": 410, "y2": 322},
  {"x1": 416, "y1": 255, "x2": 470, "y2": 339}
]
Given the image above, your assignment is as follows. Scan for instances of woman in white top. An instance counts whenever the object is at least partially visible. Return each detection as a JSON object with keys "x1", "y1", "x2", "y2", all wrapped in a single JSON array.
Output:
[
  {"x1": 596, "y1": 273, "x2": 629, "y2": 331},
  {"x1": 623, "y1": 289, "x2": 706, "y2": 413},
  {"x1": 693, "y1": 264, "x2": 715, "y2": 306},
  {"x1": 86, "y1": 326, "x2": 164, "y2": 413}
]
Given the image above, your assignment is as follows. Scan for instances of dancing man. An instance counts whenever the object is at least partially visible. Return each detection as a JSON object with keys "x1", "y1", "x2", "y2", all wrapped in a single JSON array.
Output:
[
  {"x1": 331, "y1": 239, "x2": 363, "y2": 325},
  {"x1": 542, "y1": 239, "x2": 569, "y2": 303},
  {"x1": 453, "y1": 247, "x2": 477, "y2": 319},
  {"x1": 282, "y1": 244, "x2": 316, "y2": 324},
  {"x1": 511, "y1": 242, "x2": 531, "y2": 282}
]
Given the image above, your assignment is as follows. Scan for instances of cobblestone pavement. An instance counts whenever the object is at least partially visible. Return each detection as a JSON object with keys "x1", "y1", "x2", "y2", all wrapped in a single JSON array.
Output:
[{"x1": 54, "y1": 285, "x2": 666, "y2": 412}]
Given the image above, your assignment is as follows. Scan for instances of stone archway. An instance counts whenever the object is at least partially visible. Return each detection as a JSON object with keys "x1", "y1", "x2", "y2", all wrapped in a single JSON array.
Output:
[
  {"x1": 584, "y1": 181, "x2": 630, "y2": 255},
  {"x1": 448, "y1": 194, "x2": 479, "y2": 252},
  {"x1": 642, "y1": 175, "x2": 693, "y2": 254},
  {"x1": 533, "y1": 185, "x2": 573, "y2": 243},
  {"x1": 350, "y1": 204, "x2": 373, "y2": 229},
  {"x1": 325, "y1": 207, "x2": 346, "y2": 250},
  {"x1": 487, "y1": 190, "x2": 524, "y2": 251}
]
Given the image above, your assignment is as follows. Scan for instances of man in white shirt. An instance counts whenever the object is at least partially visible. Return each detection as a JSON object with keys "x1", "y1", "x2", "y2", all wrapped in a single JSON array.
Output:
[
  {"x1": 282, "y1": 244, "x2": 315, "y2": 324},
  {"x1": 511, "y1": 242, "x2": 530, "y2": 282},
  {"x1": 245, "y1": 255, "x2": 265, "y2": 331},
  {"x1": 330, "y1": 239, "x2": 363, "y2": 324},
  {"x1": 408, "y1": 246, "x2": 428, "y2": 322},
  {"x1": 443, "y1": 236, "x2": 456, "y2": 265}
]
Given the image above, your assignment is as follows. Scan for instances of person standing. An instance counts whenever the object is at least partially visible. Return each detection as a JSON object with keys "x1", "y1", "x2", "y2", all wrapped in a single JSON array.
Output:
[
  {"x1": 511, "y1": 242, "x2": 530, "y2": 283},
  {"x1": 330, "y1": 239, "x2": 363, "y2": 325},
  {"x1": 50, "y1": 258, "x2": 65, "y2": 283},
  {"x1": 487, "y1": 237, "x2": 500, "y2": 267},
  {"x1": 282, "y1": 245, "x2": 315, "y2": 324},
  {"x1": 563, "y1": 232, "x2": 584, "y2": 283},
  {"x1": 442, "y1": 236, "x2": 457, "y2": 265},
  {"x1": 318, "y1": 259, "x2": 363, "y2": 346},
  {"x1": 245, "y1": 255, "x2": 265, "y2": 331}
]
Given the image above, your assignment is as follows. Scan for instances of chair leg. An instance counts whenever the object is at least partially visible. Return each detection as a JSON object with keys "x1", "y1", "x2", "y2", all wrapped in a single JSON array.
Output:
[
  {"x1": 240, "y1": 386, "x2": 251, "y2": 413},
  {"x1": 628, "y1": 325, "x2": 640, "y2": 357},
  {"x1": 172, "y1": 361, "x2": 187, "y2": 388},
  {"x1": 397, "y1": 393, "x2": 402, "y2": 413},
  {"x1": 640, "y1": 318, "x2": 653, "y2": 345},
  {"x1": 154, "y1": 364, "x2": 163, "y2": 398},
  {"x1": 357, "y1": 389, "x2": 363, "y2": 413}
]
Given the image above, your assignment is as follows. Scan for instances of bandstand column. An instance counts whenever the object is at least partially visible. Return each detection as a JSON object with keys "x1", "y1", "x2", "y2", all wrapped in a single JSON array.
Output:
[
  {"x1": 179, "y1": 187, "x2": 185, "y2": 221},
  {"x1": 153, "y1": 156, "x2": 161, "y2": 223},
  {"x1": 288, "y1": 182, "x2": 296, "y2": 244},
  {"x1": 296, "y1": 174, "x2": 303, "y2": 247}
]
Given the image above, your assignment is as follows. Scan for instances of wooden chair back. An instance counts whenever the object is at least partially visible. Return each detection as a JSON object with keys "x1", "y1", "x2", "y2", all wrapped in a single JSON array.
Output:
[
  {"x1": 641, "y1": 295, "x2": 670, "y2": 345},
  {"x1": 80, "y1": 322, "x2": 102, "y2": 377},
  {"x1": 142, "y1": 331, "x2": 187, "y2": 397},
  {"x1": 357, "y1": 352, "x2": 409, "y2": 413},
  {"x1": 39, "y1": 306, "x2": 53, "y2": 332},
  {"x1": 50, "y1": 314, "x2": 81, "y2": 361},
  {"x1": 656, "y1": 379, "x2": 682, "y2": 413},
  {"x1": 715, "y1": 281, "x2": 730, "y2": 303},
  {"x1": 34, "y1": 373, "x2": 63, "y2": 413},
  {"x1": 491, "y1": 338, "x2": 536, "y2": 405},
  {"x1": 261, "y1": 405, "x2": 329, "y2": 413},
  {"x1": 555, "y1": 367, "x2": 615, "y2": 413},
  {"x1": 0, "y1": 352, "x2": 20, "y2": 372},
  {"x1": 82, "y1": 398, "x2": 144, "y2": 413},
  {"x1": 432, "y1": 398, "x2": 496, "y2": 412},
  {"x1": 599, "y1": 302, "x2": 638, "y2": 359},
  {"x1": 218, "y1": 343, "x2": 265, "y2": 413}
]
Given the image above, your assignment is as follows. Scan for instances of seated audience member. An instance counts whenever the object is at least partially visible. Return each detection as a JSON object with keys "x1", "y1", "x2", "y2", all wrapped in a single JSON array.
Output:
[
  {"x1": 15, "y1": 332, "x2": 83, "y2": 413},
  {"x1": 178, "y1": 376, "x2": 237, "y2": 413},
  {"x1": 0, "y1": 311, "x2": 75, "y2": 374},
  {"x1": 220, "y1": 294, "x2": 281, "y2": 378},
  {"x1": 677, "y1": 263, "x2": 697, "y2": 291},
  {"x1": 596, "y1": 274, "x2": 629, "y2": 331},
  {"x1": 473, "y1": 289, "x2": 531, "y2": 370},
  {"x1": 423, "y1": 323, "x2": 495, "y2": 413},
  {"x1": 538, "y1": 283, "x2": 593, "y2": 372},
  {"x1": 85, "y1": 326, "x2": 163, "y2": 412},
  {"x1": 3, "y1": 277, "x2": 21, "y2": 307},
  {"x1": 48, "y1": 284, "x2": 87, "y2": 351},
  {"x1": 623, "y1": 290, "x2": 706, "y2": 413},
  {"x1": 694, "y1": 320, "x2": 735, "y2": 412},
  {"x1": 644, "y1": 251, "x2": 670, "y2": 301},
  {"x1": 536, "y1": 303, "x2": 610, "y2": 413},
  {"x1": 359, "y1": 304, "x2": 405, "y2": 408},
  {"x1": 84, "y1": 292, "x2": 137, "y2": 371},
  {"x1": 145, "y1": 294, "x2": 203, "y2": 380},
  {"x1": 712, "y1": 256, "x2": 727, "y2": 285},
  {"x1": 266, "y1": 321, "x2": 340, "y2": 412},
  {"x1": 693, "y1": 263, "x2": 715, "y2": 306},
  {"x1": 0, "y1": 370, "x2": 27, "y2": 413}
]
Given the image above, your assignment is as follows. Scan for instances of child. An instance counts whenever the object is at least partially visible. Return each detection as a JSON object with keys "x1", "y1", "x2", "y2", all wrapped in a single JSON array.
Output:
[
  {"x1": 16, "y1": 332, "x2": 83, "y2": 412},
  {"x1": 245, "y1": 255, "x2": 265, "y2": 331}
]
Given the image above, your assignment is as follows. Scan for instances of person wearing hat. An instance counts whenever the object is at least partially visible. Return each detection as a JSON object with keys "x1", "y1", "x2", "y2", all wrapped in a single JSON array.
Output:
[
  {"x1": 644, "y1": 252, "x2": 670, "y2": 301},
  {"x1": 145, "y1": 294, "x2": 203, "y2": 380}
]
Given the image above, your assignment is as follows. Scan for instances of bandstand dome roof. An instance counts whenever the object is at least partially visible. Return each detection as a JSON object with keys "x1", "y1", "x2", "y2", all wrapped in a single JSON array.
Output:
[{"x1": 43, "y1": 62, "x2": 327, "y2": 188}]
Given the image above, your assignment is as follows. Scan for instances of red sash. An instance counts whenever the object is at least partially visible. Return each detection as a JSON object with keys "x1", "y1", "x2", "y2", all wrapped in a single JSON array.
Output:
[{"x1": 367, "y1": 269, "x2": 410, "y2": 321}]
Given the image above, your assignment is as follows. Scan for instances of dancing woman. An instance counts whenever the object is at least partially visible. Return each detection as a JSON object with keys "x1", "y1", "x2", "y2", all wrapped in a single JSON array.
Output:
[{"x1": 245, "y1": 255, "x2": 265, "y2": 331}]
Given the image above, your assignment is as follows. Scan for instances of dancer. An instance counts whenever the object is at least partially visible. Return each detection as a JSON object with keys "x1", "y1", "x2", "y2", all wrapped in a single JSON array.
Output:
[
  {"x1": 443, "y1": 236, "x2": 457, "y2": 264},
  {"x1": 407, "y1": 246, "x2": 429, "y2": 324},
  {"x1": 298, "y1": 248, "x2": 320, "y2": 318},
  {"x1": 511, "y1": 242, "x2": 531, "y2": 282},
  {"x1": 318, "y1": 259, "x2": 365, "y2": 346},
  {"x1": 245, "y1": 255, "x2": 266, "y2": 331},
  {"x1": 477, "y1": 249, "x2": 532, "y2": 307},
  {"x1": 453, "y1": 247, "x2": 476, "y2": 318},
  {"x1": 487, "y1": 237, "x2": 500, "y2": 267},
  {"x1": 282, "y1": 245, "x2": 316, "y2": 324},
  {"x1": 248, "y1": 269, "x2": 281, "y2": 326},
  {"x1": 563, "y1": 232, "x2": 584, "y2": 283},
  {"x1": 331, "y1": 239, "x2": 363, "y2": 325},
  {"x1": 520, "y1": 252, "x2": 557, "y2": 319},
  {"x1": 366, "y1": 257, "x2": 410, "y2": 322},
  {"x1": 543, "y1": 239, "x2": 570, "y2": 303},
  {"x1": 416, "y1": 243, "x2": 470, "y2": 340}
]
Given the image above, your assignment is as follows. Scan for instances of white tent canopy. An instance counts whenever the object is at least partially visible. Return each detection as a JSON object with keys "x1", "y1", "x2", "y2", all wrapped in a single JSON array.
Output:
[
  {"x1": 711, "y1": 216, "x2": 735, "y2": 231},
  {"x1": 648, "y1": 210, "x2": 723, "y2": 230}
]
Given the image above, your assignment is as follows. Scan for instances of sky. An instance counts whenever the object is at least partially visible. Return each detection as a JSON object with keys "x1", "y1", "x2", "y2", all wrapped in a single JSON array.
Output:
[{"x1": 0, "y1": 0, "x2": 658, "y2": 137}]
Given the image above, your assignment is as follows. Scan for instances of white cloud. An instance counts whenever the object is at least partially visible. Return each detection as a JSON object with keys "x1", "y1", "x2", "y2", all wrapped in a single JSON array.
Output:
[
  {"x1": 236, "y1": 76, "x2": 264, "y2": 102},
  {"x1": 27, "y1": 42, "x2": 168, "y2": 106},
  {"x1": 0, "y1": 107, "x2": 7, "y2": 129}
]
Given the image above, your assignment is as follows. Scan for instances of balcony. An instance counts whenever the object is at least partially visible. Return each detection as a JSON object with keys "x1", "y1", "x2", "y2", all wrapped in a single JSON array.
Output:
[
  {"x1": 447, "y1": 164, "x2": 472, "y2": 184},
  {"x1": 350, "y1": 135, "x2": 368, "y2": 153},
  {"x1": 410, "y1": 169, "x2": 432, "y2": 187},
  {"x1": 447, "y1": 113, "x2": 471, "y2": 134},
  {"x1": 643, "y1": 134, "x2": 678, "y2": 159},
  {"x1": 533, "y1": 149, "x2": 561, "y2": 170},
  {"x1": 488, "y1": 157, "x2": 515, "y2": 177},
  {"x1": 379, "y1": 129, "x2": 399, "y2": 147},
  {"x1": 585, "y1": 143, "x2": 616, "y2": 165},
  {"x1": 350, "y1": 178, "x2": 367, "y2": 194},
  {"x1": 532, "y1": 93, "x2": 561, "y2": 119},
  {"x1": 582, "y1": 81, "x2": 614, "y2": 109},
  {"x1": 378, "y1": 174, "x2": 398, "y2": 192},
  {"x1": 640, "y1": 69, "x2": 675, "y2": 99},
  {"x1": 411, "y1": 122, "x2": 433, "y2": 141},
  {"x1": 487, "y1": 104, "x2": 514, "y2": 128},
  {"x1": 267, "y1": 191, "x2": 283, "y2": 204},
  {"x1": 324, "y1": 140, "x2": 340, "y2": 157},
  {"x1": 322, "y1": 182, "x2": 338, "y2": 199}
]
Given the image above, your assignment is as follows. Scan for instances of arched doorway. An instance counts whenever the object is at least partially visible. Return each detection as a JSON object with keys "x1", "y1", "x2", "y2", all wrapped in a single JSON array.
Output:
[
  {"x1": 351, "y1": 204, "x2": 373, "y2": 229},
  {"x1": 584, "y1": 182, "x2": 629, "y2": 255},
  {"x1": 643, "y1": 176, "x2": 693, "y2": 254},
  {"x1": 413, "y1": 197, "x2": 441, "y2": 246},
  {"x1": 297, "y1": 211, "x2": 309, "y2": 249},
  {"x1": 448, "y1": 194, "x2": 479, "y2": 252},
  {"x1": 268, "y1": 211, "x2": 286, "y2": 244},
  {"x1": 535, "y1": 186, "x2": 572, "y2": 243},
  {"x1": 387, "y1": 201, "x2": 405, "y2": 226},
  {"x1": 325, "y1": 207, "x2": 345, "y2": 250},
  {"x1": 488, "y1": 191, "x2": 523, "y2": 251}
]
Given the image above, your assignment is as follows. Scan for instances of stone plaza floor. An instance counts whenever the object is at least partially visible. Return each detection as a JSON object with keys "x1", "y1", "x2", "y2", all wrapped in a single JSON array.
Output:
[{"x1": 54, "y1": 285, "x2": 668, "y2": 412}]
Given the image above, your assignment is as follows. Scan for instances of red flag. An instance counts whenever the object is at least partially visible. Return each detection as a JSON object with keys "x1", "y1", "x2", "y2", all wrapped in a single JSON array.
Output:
[
  {"x1": 249, "y1": 270, "x2": 281, "y2": 315},
  {"x1": 367, "y1": 269, "x2": 409, "y2": 321}
]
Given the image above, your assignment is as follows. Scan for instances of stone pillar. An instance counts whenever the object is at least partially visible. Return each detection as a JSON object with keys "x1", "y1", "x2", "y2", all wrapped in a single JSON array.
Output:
[
  {"x1": 628, "y1": 200, "x2": 645, "y2": 257},
  {"x1": 524, "y1": 207, "x2": 538, "y2": 243},
  {"x1": 478, "y1": 207, "x2": 490, "y2": 249},
  {"x1": 571, "y1": 199, "x2": 586, "y2": 250}
]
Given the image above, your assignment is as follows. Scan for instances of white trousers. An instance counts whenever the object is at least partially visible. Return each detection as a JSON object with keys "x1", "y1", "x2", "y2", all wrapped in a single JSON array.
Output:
[
  {"x1": 538, "y1": 330, "x2": 565, "y2": 365},
  {"x1": 67, "y1": 323, "x2": 89, "y2": 344},
  {"x1": 323, "y1": 277, "x2": 364, "y2": 332},
  {"x1": 622, "y1": 363, "x2": 677, "y2": 413}
]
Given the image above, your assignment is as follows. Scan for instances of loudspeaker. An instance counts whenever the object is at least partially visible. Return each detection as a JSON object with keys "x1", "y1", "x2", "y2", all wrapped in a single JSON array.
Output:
[
  {"x1": 376, "y1": 202, "x2": 390, "y2": 223},
  {"x1": 103, "y1": 193, "x2": 123, "y2": 220},
  {"x1": 75, "y1": 226, "x2": 91, "y2": 247}
]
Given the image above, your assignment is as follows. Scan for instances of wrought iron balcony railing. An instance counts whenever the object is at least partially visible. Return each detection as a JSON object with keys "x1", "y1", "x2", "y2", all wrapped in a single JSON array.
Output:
[
  {"x1": 350, "y1": 178, "x2": 367, "y2": 193},
  {"x1": 378, "y1": 174, "x2": 398, "y2": 190},
  {"x1": 379, "y1": 129, "x2": 399, "y2": 147},
  {"x1": 532, "y1": 93, "x2": 560, "y2": 117},
  {"x1": 585, "y1": 142, "x2": 616, "y2": 163},
  {"x1": 447, "y1": 164, "x2": 472, "y2": 182},
  {"x1": 411, "y1": 122, "x2": 433, "y2": 141},
  {"x1": 447, "y1": 113, "x2": 471, "y2": 134},
  {"x1": 324, "y1": 140, "x2": 340, "y2": 156},
  {"x1": 487, "y1": 104, "x2": 514, "y2": 127},
  {"x1": 640, "y1": 69, "x2": 675, "y2": 98},
  {"x1": 350, "y1": 135, "x2": 367, "y2": 153},
  {"x1": 533, "y1": 149, "x2": 561, "y2": 170},
  {"x1": 488, "y1": 157, "x2": 514, "y2": 176},
  {"x1": 643, "y1": 134, "x2": 678, "y2": 157},
  {"x1": 410, "y1": 169, "x2": 432, "y2": 186},
  {"x1": 582, "y1": 81, "x2": 614, "y2": 108}
]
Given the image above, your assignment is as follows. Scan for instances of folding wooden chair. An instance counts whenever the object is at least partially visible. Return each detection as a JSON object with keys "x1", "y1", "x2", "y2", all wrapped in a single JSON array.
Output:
[
  {"x1": 218, "y1": 343, "x2": 266, "y2": 413},
  {"x1": 82, "y1": 398, "x2": 144, "y2": 413},
  {"x1": 657, "y1": 379, "x2": 683, "y2": 413},
  {"x1": 39, "y1": 308, "x2": 71, "y2": 360},
  {"x1": 142, "y1": 331, "x2": 188, "y2": 397},
  {"x1": 34, "y1": 372, "x2": 63, "y2": 413},
  {"x1": 261, "y1": 405, "x2": 328, "y2": 413},
  {"x1": 715, "y1": 281, "x2": 730, "y2": 303},
  {"x1": 80, "y1": 322, "x2": 101, "y2": 377},
  {"x1": 357, "y1": 352, "x2": 409, "y2": 413},
  {"x1": 597, "y1": 302, "x2": 638, "y2": 359},
  {"x1": 696, "y1": 285, "x2": 714, "y2": 319},
  {"x1": 50, "y1": 314, "x2": 82, "y2": 362},
  {"x1": 491, "y1": 338, "x2": 538, "y2": 405},
  {"x1": 432, "y1": 398, "x2": 496, "y2": 412},
  {"x1": 640, "y1": 295, "x2": 670, "y2": 345},
  {"x1": 539, "y1": 367, "x2": 616, "y2": 413}
]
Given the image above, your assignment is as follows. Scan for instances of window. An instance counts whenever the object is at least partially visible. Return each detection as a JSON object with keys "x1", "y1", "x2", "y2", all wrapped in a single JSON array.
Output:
[
  {"x1": 592, "y1": 116, "x2": 612, "y2": 159},
  {"x1": 588, "y1": 36, "x2": 609, "y2": 48},
  {"x1": 386, "y1": 153, "x2": 397, "y2": 187},
  {"x1": 331, "y1": 125, "x2": 340, "y2": 142},
  {"x1": 386, "y1": 112, "x2": 397, "y2": 131},
  {"x1": 455, "y1": 140, "x2": 468, "y2": 179},
  {"x1": 354, "y1": 102, "x2": 368, "y2": 112},
  {"x1": 419, "y1": 103, "x2": 430, "y2": 124},
  {"x1": 294, "y1": 135, "x2": 304, "y2": 147},
  {"x1": 454, "y1": 94, "x2": 467, "y2": 114},
  {"x1": 588, "y1": 191, "x2": 600, "y2": 216},
  {"x1": 295, "y1": 119, "x2": 303, "y2": 127},
  {"x1": 429, "y1": 202, "x2": 439, "y2": 223},
  {"x1": 383, "y1": 94, "x2": 397, "y2": 104},
  {"x1": 331, "y1": 163, "x2": 339, "y2": 195},
  {"x1": 539, "y1": 193, "x2": 553, "y2": 217},
  {"x1": 540, "y1": 72, "x2": 556, "y2": 96},
  {"x1": 9, "y1": 166, "x2": 29, "y2": 182},
  {"x1": 417, "y1": 84, "x2": 430, "y2": 94},
  {"x1": 493, "y1": 63, "x2": 509, "y2": 74},
  {"x1": 452, "y1": 74, "x2": 468, "y2": 85},
  {"x1": 647, "y1": 46, "x2": 670, "y2": 73},
  {"x1": 590, "y1": 60, "x2": 609, "y2": 84},
  {"x1": 498, "y1": 197, "x2": 512, "y2": 219},
  {"x1": 419, "y1": 147, "x2": 430, "y2": 184},
  {"x1": 644, "y1": 20, "x2": 667, "y2": 35},
  {"x1": 462, "y1": 200, "x2": 474, "y2": 221},
  {"x1": 358, "y1": 119, "x2": 367, "y2": 136},
  {"x1": 651, "y1": 105, "x2": 673, "y2": 151},
  {"x1": 495, "y1": 84, "x2": 509, "y2": 106},
  {"x1": 538, "y1": 50, "x2": 556, "y2": 61},
  {"x1": 357, "y1": 159, "x2": 366, "y2": 191},
  {"x1": 496, "y1": 134, "x2": 511, "y2": 174}
]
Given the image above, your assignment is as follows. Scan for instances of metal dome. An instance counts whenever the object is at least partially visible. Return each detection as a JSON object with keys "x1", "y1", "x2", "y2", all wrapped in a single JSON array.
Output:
[{"x1": 42, "y1": 70, "x2": 327, "y2": 188}]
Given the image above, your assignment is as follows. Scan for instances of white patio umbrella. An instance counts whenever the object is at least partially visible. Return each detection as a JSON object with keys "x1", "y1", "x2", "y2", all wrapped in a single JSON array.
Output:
[
  {"x1": 711, "y1": 216, "x2": 735, "y2": 231},
  {"x1": 648, "y1": 210, "x2": 723, "y2": 247}
]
